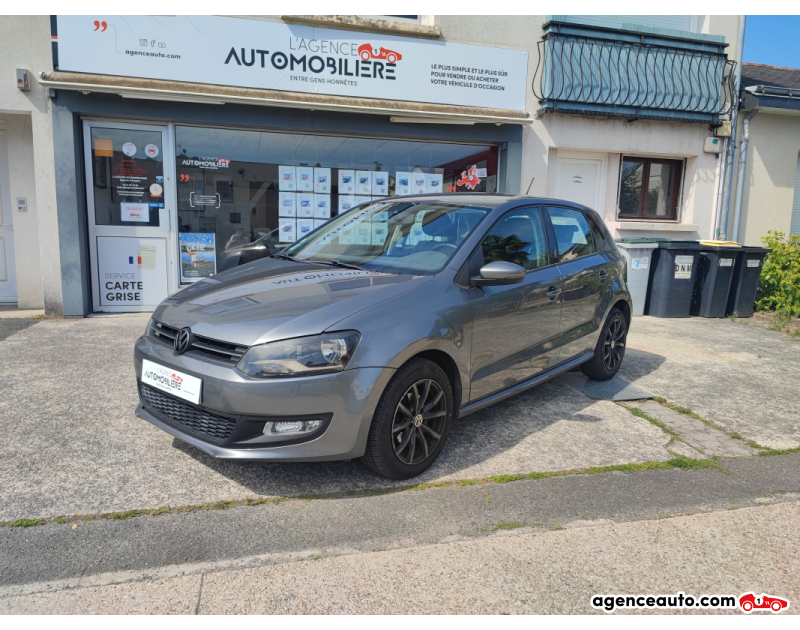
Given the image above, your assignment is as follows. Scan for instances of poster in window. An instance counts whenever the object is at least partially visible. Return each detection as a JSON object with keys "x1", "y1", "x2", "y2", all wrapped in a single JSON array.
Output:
[
  {"x1": 339, "y1": 225, "x2": 354, "y2": 244},
  {"x1": 314, "y1": 219, "x2": 328, "y2": 229},
  {"x1": 278, "y1": 192, "x2": 297, "y2": 217},
  {"x1": 216, "y1": 180, "x2": 233, "y2": 203},
  {"x1": 297, "y1": 218, "x2": 315, "y2": 239},
  {"x1": 279, "y1": 166, "x2": 296, "y2": 191},
  {"x1": 425, "y1": 173, "x2": 443, "y2": 194},
  {"x1": 339, "y1": 196, "x2": 356, "y2": 213},
  {"x1": 297, "y1": 193, "x2": 314, "y2": 217},
  {"x1": 355, "y1": 195, "x2": 371, "y2": 206},
  {"x1": 180, "y1": 233, "x2": 217, "y2": 283},
  {"x1": 411, "y1": 173, "x2": 427, "y2": 195},
  {"x1": 278, "y1": 218, "x2": 296, "y2": 242},
  {"x1": 314, "y1": 167, "x2": 331, "y2": 194},
  {"x1": 371, "y1": 172, "x2": 389, "y2": 196},
  {"x1": 314, "y1": 194, "x2": 331, "y2": 219},
  {"x1": 395, "y1": 172, "x2": 412, "y2": 196},
  {"x1": 356, "y1": 171, "x2": 372, "y2": 195},
  {"x1": 338, "y1": 170, "x2": 355, "y2": 195},
  {"x1": 296, "y1": 166, "x2": 314, "y2": 192},
  {"x1": 354, "y1": 223, "x2": 372, "y2": 245},
  {"x1": 372, "y1": 222, "x2": 389, "y2": 246}
]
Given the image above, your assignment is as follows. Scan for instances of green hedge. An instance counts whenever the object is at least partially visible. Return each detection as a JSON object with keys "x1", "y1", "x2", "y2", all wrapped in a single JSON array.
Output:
[{"x1": 756, "y1": 231, "x2": 800, "y2": 317}]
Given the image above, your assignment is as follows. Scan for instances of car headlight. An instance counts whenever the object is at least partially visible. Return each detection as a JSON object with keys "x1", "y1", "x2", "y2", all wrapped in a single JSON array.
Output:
[
  {"x1": 237, "y1": 331, "x2": 361, "y2": 378},
  {"x1": 144, "y1": 317, "x2": 154, "y2": 337}
]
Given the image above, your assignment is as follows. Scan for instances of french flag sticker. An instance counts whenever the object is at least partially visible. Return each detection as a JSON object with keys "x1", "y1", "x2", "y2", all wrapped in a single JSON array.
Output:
[{"x1": 128, "y1": 256, "x2": 142, "y2": 265}]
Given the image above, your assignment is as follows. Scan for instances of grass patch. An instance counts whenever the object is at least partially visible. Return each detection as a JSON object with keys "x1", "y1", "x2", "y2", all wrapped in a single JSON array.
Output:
[
  {"x1": 627, "y1": 406, "x2": 682, "y2": 442},
  {"x1": 8, "y1": 518, "x2": 45, "y2": 528},
  {"x1": 757, "y1": 446, "x2": 800, "y2": 457}
]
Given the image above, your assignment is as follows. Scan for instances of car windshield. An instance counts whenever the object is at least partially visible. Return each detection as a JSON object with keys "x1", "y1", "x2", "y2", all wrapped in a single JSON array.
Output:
[{"x1": 282, "y1": 200, "x2": 491, "y2": 275}]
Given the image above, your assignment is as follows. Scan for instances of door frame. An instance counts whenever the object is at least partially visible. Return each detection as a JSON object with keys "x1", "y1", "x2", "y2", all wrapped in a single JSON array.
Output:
[
  {"x1": 554, "y1": 150, "x2": 608, "y2": 214},
  {"x1": 82, "y1": 119, "x2": 179, "y2": 313}
]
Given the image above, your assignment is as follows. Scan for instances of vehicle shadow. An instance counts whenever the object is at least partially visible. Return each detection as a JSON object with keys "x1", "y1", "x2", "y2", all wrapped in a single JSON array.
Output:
[{"x1": 172, "y1": 346, "x2": 668, "y2": 497}]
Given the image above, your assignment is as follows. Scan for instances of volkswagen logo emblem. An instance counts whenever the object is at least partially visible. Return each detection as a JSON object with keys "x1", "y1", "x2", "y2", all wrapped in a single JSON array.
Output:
[{"x1": 174, "y1": 328, "x2": 191, "y2": 355}]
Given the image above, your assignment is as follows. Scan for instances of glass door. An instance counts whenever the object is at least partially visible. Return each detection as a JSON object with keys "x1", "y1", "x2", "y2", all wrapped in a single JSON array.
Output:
[{"x1": 84, "y1": 120, "x2": 177, "y2": 312}]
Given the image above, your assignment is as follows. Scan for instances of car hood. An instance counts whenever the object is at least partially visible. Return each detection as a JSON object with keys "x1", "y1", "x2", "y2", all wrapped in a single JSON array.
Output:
[{"x1": 154, "y1": 257, "x2": 432, "y2": 347}]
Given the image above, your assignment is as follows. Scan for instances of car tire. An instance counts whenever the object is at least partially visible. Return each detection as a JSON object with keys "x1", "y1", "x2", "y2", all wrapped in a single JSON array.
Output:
[
  {"x1": 742, "y1": 601, "x2": 753, "y2": 612},
  {"x1": 771, "y1": 602, "x2": 782, "y2": 612},
  {"x1": 580, "y1": 307, "x2": 628, "y2": 381},
  {"x1": 361, "y1": 358, "x2": 454, "y2": 480}
]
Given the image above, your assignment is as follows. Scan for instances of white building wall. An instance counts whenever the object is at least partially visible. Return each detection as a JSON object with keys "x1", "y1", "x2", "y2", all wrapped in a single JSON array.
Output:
[{"x1": 0, "y1": 15, "x2": 60, "y2": 312}]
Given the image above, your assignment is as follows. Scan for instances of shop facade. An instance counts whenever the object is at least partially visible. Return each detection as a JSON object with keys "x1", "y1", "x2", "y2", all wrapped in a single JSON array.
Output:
[{"x1": 44, "y1": 15, "x2": 529, "y2": 315}]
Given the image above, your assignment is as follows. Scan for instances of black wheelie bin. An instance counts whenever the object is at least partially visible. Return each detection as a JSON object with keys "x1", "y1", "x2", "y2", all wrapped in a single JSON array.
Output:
[
  {"x1": 645, "y1": 241, "x2": 703, "y2": 317},
  {"x1": 690, "y1": 242, "x2": 742, "y2": 318},
  {"x1": 725, "y1": 247, "x2": 771, "y2": 318}
]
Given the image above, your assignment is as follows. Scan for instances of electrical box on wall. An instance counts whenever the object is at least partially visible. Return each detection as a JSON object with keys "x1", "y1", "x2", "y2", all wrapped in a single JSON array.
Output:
[
  {"x1": 16, "y1": 69, "x2": 30, "y2": 90},
  {"x1": 714, "y1": 121, "x2": 732, "y2": 137},
  {"x1": 704, "y1": 137, "x2": 722, "y2": 154}
]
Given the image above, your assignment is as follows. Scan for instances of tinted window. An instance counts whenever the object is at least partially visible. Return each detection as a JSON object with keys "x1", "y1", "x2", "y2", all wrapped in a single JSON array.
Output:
[
  {"x1": 586, "y1": 213, "x2": 605, "y2": 250},
  {"x1": 480, "y1": 207, "x2": 548, "y2": 271},
  {"x1": 547, "y1": 206, "x2": 595, "y2": 261}
]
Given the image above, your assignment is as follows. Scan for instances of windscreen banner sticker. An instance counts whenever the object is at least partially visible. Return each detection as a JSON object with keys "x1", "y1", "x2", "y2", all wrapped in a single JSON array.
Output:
[
  {"x1": 141, "y1": 359, "x2": 202, "y2": 404},
  {"x1": 674, "y1": 255, "x2": 694, "y2": 279}
]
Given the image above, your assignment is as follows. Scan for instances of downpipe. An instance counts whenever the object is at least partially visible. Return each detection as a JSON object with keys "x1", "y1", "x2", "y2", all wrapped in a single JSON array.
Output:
[{"x1": 732, "y1": 109, "x2": 759, "y2": 243}]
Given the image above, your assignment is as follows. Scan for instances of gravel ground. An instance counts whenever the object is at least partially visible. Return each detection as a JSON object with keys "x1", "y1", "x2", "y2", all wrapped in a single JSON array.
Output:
[
  {"x1": 2, "y1": 501, "x2": 797, "y2": 614},
  {"x1": 620, "y1": 316, "x2": 800, "y2": 450}
]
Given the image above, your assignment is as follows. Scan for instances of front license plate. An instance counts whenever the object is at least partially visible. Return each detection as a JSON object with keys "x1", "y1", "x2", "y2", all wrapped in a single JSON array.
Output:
[{"x1": 141, "y1": 359, "x2": 202, "y2": 404}]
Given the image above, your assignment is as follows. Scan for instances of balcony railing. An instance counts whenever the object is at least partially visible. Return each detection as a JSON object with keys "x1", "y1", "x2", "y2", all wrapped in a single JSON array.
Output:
[{"x1": 532, "y1": 20, "x2": 736, "y2": 124}]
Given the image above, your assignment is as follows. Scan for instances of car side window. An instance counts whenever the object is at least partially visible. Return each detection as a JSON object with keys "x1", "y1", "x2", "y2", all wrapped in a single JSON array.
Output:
[
  {"x1": 480, "y1": 207, "x2": 549, "y2": 271},
  {"x1": 546, "y1": 206, "x2": 596, "y2": 262},
  {"x1": 586, "y1": 213, "x2": 606, "y2": 251}
]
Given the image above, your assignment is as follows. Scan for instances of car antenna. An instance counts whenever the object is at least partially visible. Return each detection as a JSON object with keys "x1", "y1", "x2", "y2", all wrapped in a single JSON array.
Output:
[{"x1": 525, "y1": 176, "x2": 535, "y2": 196}]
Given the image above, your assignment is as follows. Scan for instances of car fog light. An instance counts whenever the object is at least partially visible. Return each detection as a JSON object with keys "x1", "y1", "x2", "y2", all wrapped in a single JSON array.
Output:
[{"x1": 264, "y1": 419, "x2": 324, "y2": 436}]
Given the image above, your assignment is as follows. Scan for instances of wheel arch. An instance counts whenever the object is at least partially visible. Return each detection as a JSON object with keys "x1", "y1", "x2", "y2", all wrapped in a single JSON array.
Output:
[{"x1": 407, "y1": 349, "x2": 463, "y2": 414}]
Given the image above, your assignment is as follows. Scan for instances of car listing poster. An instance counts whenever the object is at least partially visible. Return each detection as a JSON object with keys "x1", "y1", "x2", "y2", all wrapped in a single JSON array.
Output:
[{"x1": 180, "y1": 232, "x2": 216, "y2": 282}]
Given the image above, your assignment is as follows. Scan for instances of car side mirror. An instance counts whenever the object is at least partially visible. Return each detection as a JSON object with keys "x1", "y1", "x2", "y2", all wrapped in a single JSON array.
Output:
[{"x1": 471, "y1": 261, "x2": 526, "y2": 287}]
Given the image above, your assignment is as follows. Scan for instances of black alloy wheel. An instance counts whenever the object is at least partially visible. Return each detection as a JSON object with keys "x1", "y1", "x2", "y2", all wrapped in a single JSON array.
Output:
[
  {"x1": 580, "y1": 307, "x2": 628, "y2": 381},
  {"x1": 361, "y1": 358, "x2": 455, "y2": 480},
  {"x1": 392, "y1": 379, "x2": 447, "y2": 465},
  {"x1": 602, "y1": 316, "x2": 626, "y2": 371}
]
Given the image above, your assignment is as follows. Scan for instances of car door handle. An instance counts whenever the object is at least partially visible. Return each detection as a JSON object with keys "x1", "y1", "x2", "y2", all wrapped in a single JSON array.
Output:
[
  {"x1": 599, "y1": 270, "x2": 608, "y2": 283},
  {"x1": 546, "y1": 286, "x2": 561, "y2": 300}
]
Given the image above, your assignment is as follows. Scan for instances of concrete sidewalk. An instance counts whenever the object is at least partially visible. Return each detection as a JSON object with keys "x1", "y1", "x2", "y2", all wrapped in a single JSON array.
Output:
[{"x1": 2, "y1": 501, "x2": 797, "y2": 614}]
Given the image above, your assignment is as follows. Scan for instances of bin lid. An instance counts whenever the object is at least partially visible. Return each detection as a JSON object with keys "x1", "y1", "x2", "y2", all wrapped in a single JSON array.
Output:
[
  {"x1": 742, "y1": 247, "x2": 771, "y2": 254},
  {"x1": 615, "y1": 237, "x2": 669, "y2": 243},
  {"x1": 655, "y1": 241, "x2": 704, "y2": 250},
  {"x1": 699, "y1": 240, "x2": 741, "y2": 247}
]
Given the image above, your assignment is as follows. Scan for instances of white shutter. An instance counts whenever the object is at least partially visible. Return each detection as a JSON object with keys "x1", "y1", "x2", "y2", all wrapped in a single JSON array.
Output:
[
  {"x1": 567, "y1": 15, "x2": 694, "y2": 33},
  {"x1": 790, "y1": 152, "x2": 800, "y2": 237}
]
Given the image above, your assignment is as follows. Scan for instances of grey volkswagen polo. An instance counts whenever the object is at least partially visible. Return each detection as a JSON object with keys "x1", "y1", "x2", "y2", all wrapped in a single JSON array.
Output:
[{"x1": 135, "y1": 194, "x2": 631, "y2": 479}]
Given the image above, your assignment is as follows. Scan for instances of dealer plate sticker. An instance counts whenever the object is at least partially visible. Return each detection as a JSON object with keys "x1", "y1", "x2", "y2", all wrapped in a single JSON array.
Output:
[
  {"x1": 674, "y1": 255, "x2": 694, "y2": 279},
  {"x1": 141, "y1": 359, "x2": 202, "y2": 404}
]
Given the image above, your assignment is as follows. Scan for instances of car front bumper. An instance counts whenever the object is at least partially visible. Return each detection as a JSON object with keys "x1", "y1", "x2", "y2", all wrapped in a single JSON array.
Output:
[{"x1": 134, "y1": 335, "x2": 395, "y2": 461}]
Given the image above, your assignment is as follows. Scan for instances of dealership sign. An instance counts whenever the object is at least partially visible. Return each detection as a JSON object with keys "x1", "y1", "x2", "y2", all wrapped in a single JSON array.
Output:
[{"x1": 55, "y1": 16, "x2": 528, "y2": 111}]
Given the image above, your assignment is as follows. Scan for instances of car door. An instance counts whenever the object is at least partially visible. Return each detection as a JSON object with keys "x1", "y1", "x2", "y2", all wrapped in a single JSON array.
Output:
[
  {"x1": 468, "y1": 206, "x2": 563, "y2": 402},
  {"x1": 544, "y1": 205, "x2": 613, "y2": 361}
]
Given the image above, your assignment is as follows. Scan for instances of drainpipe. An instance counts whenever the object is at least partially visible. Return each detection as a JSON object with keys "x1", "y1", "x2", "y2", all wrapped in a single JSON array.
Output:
[
  {"x1": 732, "y1": 109, "x2": 758, "y2": 243},
  {"x1": 717, "y1": 15, "x2": 746, "y2": 240}
]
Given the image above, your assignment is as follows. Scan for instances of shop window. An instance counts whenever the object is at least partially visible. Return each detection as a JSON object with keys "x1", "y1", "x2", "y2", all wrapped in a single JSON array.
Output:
[
  {"x1": 618, "y1": 157, "x2": 683, "y2": 220},
  {"x1": 174, "y1": 126, "x2": 498, "y2": 281}
]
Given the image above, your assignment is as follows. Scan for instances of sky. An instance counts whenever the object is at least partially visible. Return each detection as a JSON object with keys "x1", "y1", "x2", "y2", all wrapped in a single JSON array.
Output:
[{"x1": 743, "y1": 15, "x2": 800, "y2": 69}]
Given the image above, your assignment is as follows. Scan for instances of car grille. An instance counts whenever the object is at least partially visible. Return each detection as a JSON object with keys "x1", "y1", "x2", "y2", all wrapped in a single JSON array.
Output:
[
  {"x1": 149, "y1": 320, "x2": 248, "y2": 366},
  {"x1": 139, "y1": 383, "x2": 238, "y2": 445}
]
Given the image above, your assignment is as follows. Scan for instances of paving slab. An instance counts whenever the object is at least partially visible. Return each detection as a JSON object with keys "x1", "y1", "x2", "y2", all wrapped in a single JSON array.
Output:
[
  {"x1": 620, "y1": 317, "x2": 800, "y2": 450},
  {"x1": 0, "y1": 316, "x2": 674, "y2": 521},
  {"x1": 631, "y1": 400, "x2": 756, "y2": 458}
]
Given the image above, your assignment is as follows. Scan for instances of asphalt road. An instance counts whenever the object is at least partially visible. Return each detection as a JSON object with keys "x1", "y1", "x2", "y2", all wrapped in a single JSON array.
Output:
[{"x1": 2, "y1": 453, "x2": 798, "y2": 590}]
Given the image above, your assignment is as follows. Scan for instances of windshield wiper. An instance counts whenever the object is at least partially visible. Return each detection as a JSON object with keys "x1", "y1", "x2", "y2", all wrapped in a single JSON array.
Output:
[
  {"x1": 274, "y1": 253, "x2": 306, "y2": 263},
  {"x1": 328, "y1": 259, "x2": 363, "y2": 270}
]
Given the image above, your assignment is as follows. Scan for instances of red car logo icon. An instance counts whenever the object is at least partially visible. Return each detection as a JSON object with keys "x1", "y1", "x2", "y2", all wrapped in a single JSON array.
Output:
[
  {"x1": 171, "y1": 373, "x2": 183, "y2": 383},
  {"x1": 358, "y1": 44, "x2": 402, "y2": 64},
  {"x1": 739, "y1": 593, "x2": 790, "y2": 613}
]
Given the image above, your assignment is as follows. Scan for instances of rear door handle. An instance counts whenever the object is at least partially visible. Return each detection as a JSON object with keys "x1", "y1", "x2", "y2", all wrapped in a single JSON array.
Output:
[
  {"x1": 546, "y1": 286, "x2": 561, "y2": 300},
  {"x1": 599, "y1": 270, "x2": 608, "y2": 282}
]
